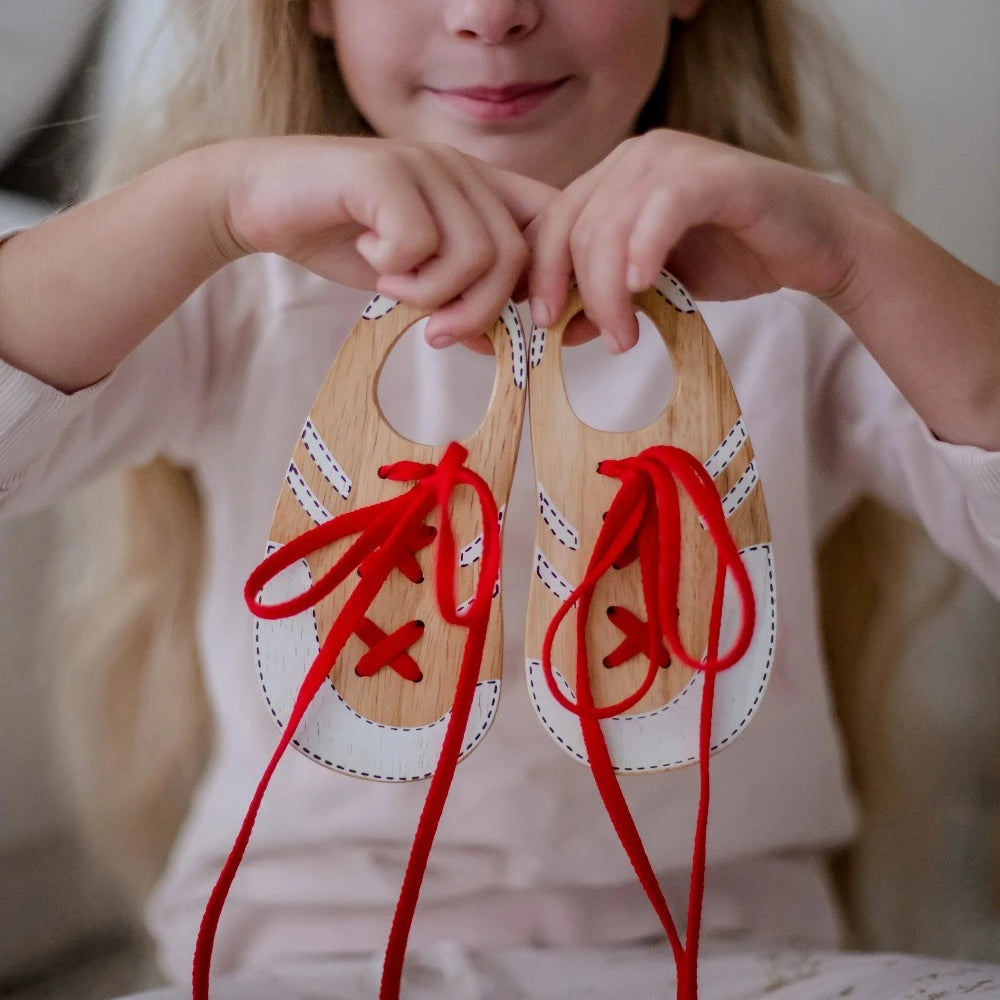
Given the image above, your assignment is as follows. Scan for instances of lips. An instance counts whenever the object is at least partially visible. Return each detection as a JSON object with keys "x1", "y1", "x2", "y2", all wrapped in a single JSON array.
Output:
[
  {"x1": 442, "y1": 80, "x2": 564, "y2": 102},
  {"x1": 429, "y1": 78, "x2": 569, "y2": 122}
]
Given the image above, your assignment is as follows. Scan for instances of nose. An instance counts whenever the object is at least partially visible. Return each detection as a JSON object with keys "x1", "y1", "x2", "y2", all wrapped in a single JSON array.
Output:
[{"x1": 444, "y1": 0, "x2": 541, "y2": 43}]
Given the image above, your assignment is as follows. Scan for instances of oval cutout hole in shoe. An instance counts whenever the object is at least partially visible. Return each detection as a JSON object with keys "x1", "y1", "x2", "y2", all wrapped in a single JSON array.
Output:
[
  {"x1": 561, "y1": 310, "x2": 675, "y2": 432},
  {"x1": 377, "y1": 317, "x2": 497, "y2": 446}
]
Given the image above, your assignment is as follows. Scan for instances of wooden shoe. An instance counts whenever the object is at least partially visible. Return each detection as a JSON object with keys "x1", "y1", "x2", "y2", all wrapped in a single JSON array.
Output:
[
  {"x1": 253, "y1": 294, "x2": 527, "y2": 781},
  {"x1": 524, "y1": 272, "x2": 775, "y2": 772}
]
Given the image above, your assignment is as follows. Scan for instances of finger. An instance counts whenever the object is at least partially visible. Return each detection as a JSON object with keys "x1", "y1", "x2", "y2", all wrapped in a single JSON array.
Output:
[
  {"x1": 346, "y1": 158, "x2": 442, "y2": 275},
  {"x1": 625, "y1": 180, "x2": 724, "y2": 293},
  {"x1": 526, "y1": 178, "x2": 592, "y2": 330},
  {"x1": 458, "y1": 334, "x2": 495, "y2": 356},
  {"x1": 376, "y1": 188, "x2": 497, "y2": 324},
  {"x1": 567, "y1": 181, "x2": 643, "y2": 353},
  {"x1": 418, "y1": 148, "x2": 529, "y2": 344},
  {"x1": 420, "y1": 252, "x2": 521, "y2": 349},
  {"x1": 527, "y1": 157, "x2": 614, "y2": 330},
  {"x1": 374, "y1": 150, "x2": 501, "y2": 318}
]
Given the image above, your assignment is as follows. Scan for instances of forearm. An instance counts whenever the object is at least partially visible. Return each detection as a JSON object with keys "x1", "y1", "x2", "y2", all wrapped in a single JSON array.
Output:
[
  {"x1": 830, "y1": 196, "x2": 1000, "y2": 450},
  {"x1": 0, "y1": 143, "x2": 243, "y2": 393}
]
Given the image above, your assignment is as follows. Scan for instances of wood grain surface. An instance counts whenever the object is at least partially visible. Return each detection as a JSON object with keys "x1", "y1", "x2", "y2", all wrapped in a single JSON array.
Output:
[
  {"x1": 525, "y1": 278, "x2": 771, "y2": 717},
  {"x1": 267, "y1": 299, "x2": 525, "y2": 728}
]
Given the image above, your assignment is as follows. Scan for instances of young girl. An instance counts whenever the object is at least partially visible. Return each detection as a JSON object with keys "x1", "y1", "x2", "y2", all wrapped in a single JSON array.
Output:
[{"x1": 1, "y1": 0, "x2": 998, "y2": 994}]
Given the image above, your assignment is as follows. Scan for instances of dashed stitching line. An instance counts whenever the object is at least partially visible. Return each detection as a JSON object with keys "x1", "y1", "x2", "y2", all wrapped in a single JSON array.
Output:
[
  {"x1": 301, "y1": 420, "x2": 352, "y2": 499},
  {"x1": 254, "y1": 555, "x2": 500, "y2": 780},
  {"x1": 459, "y1": 506, "x2": 506, "y2": 567},
  {"x1": 503, "y1": 302, "x2": 528, "y2": 390},
  {"x1": 286, "y1": 461, "x2": 332, "y2": 525},
  {"x1": 538, "y1": 485, "x2": 580, "y2": 550},
  {"x1": 653, "y1": 272, "x2": 696, "y2": 314},
  {"x1": 526, "y1": 544, "x2": 775, "y2": 771},
  {"x1": 704, "y1": 418, "x2": 748, "y2": 479},
  {"x1": 285, "y1": 682, "x2": 499, "y2": 781},
  {"x1": 362, "y1": 294, "x2": 398, "y2": 320},
  {"x1": 529, "y1": 325, "x2": 546, "y2": 369},
  {"x1": 535, "y1": 549, "x2": 573, "y2": 601},
  {"x1": 721, "y1": 460, "x2": 759, "y2": 518},
  {"x1": 525, "y1": 662, "x2": 586, "y2": 764},
  {"x1": 455, "y1": 576, "x2": 501, "y2": 615}
]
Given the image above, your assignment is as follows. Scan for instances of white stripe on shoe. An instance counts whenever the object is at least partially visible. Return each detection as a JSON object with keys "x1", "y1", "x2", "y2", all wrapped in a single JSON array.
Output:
[
  {"x1": 459, "y1": 506, "x2": 506, "y2": 567},
  {"x1": 538, "y1": 484, "x2": 580, "y2": 550},
  {"x1": 301, "y1": 419, "x2": 353, "y2": 499},
  {"x1": 286, "y1": 461, "x2": 333, "y2": 525},
  {"x1": 535, "y1": 549, "x2": 574, "y2": 602},
  {"x1": 703, "y1": 418, "x2": 748, "y2": 480},
  {"x1": 721, "y1": 460, "x2": 759, "y2": 519}
]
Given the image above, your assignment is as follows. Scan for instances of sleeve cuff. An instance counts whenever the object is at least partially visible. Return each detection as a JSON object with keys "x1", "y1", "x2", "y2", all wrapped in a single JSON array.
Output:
[
  {"x1": 919, "y1": 419, "x2": 1000, "y2": 498},
  {"x1": 0, "y1": 361, "x2": 115, "y2": 491}
]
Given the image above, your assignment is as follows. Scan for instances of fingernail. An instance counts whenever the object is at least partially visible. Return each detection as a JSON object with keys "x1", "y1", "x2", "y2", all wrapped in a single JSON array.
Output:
[
  {"x1": 428, "y1": 333, "x2": 456, "y2": 349},
  {"x1": 531, "y1": 298, "x2": 551, "y2": 328},
  {"x1": 626, "y1": 263, "x2": 643, "y2": 293},
  {"x1": 601, "y1": 328, "x2": 625, "y2": 355}
]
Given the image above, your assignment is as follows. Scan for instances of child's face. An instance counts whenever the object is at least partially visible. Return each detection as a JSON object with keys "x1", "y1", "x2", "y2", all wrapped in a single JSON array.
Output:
[{"x1": 310, "y1": 1, "x2": 695, "y2": 187}]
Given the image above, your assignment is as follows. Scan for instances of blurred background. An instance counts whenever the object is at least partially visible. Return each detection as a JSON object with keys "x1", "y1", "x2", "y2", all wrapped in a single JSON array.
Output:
[{"x1": 0, "y1": 1, "x2": 997, "y2": 997}]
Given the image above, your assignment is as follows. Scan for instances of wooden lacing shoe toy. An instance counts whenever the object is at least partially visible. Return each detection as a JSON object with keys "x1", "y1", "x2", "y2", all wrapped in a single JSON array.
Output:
[
  {"x1": 193, "y1": 295, "x2": 527, "y2": 1000},
  {"x1": 524, "y1": 271, "x2": 776, "y2": 1000}
]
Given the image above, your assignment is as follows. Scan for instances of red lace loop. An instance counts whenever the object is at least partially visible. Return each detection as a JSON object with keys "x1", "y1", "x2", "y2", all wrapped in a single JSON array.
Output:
[
  {"x1": 540, "y1": 443, "x2": 756, "y2": 1000},
  {"x1": 542, "y1": 446, "x2": 754, "y2": 717},
  {"x1": 193, "y1": 441, "x2": 501, "y2": 1000}
]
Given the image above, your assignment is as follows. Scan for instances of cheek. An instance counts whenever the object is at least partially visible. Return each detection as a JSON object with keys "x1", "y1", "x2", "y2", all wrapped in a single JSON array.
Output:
[
  {"x1": 331, "y1": 11, "x2": 416, "y2": 123},
  {"x1": 577, "y1": 8, "x2": 670, "y2": 109}
]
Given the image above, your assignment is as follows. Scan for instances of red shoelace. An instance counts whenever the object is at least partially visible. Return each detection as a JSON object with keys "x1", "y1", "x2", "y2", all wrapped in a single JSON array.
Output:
[
  {"x1": 192, "y1": 441, "x2": 501, "y2": 1000},
  {"x1": 540, "y1": 444, "x2": 756, "y2": 1000}
]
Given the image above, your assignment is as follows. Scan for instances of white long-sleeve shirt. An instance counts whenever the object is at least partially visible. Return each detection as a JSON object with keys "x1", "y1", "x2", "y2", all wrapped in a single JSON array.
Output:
[{"x1": 2, "y1": 245, "x2": 999, "y2": 982}]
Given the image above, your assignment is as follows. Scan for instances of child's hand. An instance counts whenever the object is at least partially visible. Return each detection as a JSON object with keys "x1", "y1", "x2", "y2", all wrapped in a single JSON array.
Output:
[
  {"x1": 221, "y1": 136, "x2": 555, "y2": 349},
  {"x1": 527, "y1": 130, "x2": 868, "y2": 352}
]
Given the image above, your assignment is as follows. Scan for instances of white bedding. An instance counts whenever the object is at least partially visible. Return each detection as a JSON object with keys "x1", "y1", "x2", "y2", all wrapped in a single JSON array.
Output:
[{"x1": 117, "y1": 944, "x2": 1000, "y2": 1000}]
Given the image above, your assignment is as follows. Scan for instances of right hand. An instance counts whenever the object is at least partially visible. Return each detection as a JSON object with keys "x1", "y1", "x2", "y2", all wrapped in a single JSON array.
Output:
[{"x1": 219, "y1": 136, "x2": 555, "y2": 349}]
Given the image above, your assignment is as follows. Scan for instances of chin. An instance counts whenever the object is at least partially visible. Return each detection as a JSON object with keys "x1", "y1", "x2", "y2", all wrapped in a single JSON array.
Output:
[{"x1": 463, "y1": 132, "x2": 587, "y2": 187}]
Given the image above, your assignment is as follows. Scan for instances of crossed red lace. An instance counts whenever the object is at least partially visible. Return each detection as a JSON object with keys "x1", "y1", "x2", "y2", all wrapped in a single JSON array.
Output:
[
  {"x1": 192, "y1": 441, "x2": 501, "y2": 1000},
  {"x1": 540, "y1": 444, "x2": 756, "y2": 1000}
]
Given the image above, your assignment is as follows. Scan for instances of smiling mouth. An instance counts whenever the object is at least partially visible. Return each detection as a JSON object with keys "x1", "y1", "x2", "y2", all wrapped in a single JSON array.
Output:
[{"x1": 429, "y1": 78, "x2": 570, "y2": 122}]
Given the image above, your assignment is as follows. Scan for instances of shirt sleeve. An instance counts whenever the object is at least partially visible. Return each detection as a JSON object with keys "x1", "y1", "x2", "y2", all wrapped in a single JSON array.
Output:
[
  {"x1": 808, "y1": 297, "x2": 1000, "y2": 592},
  {"x1": 0, "y1": 227, "x2": 228, "y2": 521}
]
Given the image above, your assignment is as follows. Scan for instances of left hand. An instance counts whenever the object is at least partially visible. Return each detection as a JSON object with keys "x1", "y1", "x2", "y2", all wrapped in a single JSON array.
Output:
[{"x1": 527, "y1": 129, "x2": 868, "y2": 352}]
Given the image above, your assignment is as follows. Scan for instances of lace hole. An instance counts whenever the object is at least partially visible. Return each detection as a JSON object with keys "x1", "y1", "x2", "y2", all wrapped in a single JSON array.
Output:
[
  {"x1": 561, "y1": 309, "x2": 675, "y2": 432},
  {"x1": 378, "y1": 318, "x2": 496, "y2": 445}
]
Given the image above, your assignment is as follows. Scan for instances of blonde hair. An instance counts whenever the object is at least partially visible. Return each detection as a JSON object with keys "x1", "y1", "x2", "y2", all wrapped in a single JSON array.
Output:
[{"x1": 56, "y1": 0, "x2": 887, "y2": 903}]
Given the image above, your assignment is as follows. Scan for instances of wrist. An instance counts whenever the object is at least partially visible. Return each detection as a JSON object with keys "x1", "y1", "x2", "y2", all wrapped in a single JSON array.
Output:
[
  {"x1": 185, "y1": 140, "x2": 257, "y2": 268},
  {"x1": 817, "y1": 185, "x2": 895, "y2": 326}
]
